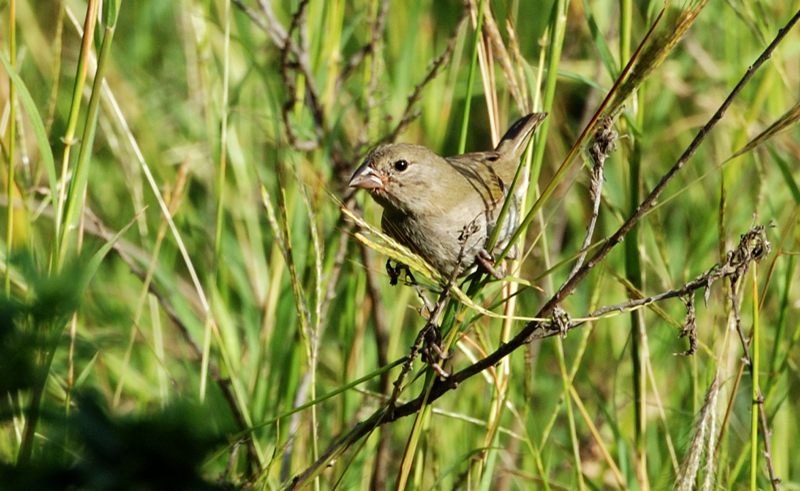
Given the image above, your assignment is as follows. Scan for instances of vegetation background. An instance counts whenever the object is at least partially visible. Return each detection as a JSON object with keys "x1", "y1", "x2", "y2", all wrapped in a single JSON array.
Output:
[{"x1": 1, "y1": 0, "x2": 799, "y2": 489}]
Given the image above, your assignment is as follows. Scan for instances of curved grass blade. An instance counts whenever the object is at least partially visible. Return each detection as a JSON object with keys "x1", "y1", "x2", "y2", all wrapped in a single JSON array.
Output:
[
  {"x1": 0, "y1": 52, "x2": 57, "y2": 202},
  {"x1": 728, "y1": 100, "x2": 800, "y2": 161}
]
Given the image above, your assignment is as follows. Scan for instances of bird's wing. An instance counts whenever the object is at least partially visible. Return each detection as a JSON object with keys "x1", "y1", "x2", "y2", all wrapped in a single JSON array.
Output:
[{"x1": 446, "y1": 152, "x2": 506, "y2": 209}]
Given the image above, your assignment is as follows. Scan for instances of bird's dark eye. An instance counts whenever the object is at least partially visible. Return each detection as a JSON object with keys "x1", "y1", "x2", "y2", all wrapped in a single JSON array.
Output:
[{"x1": 394, "y1": 160, "x2": 409, "y2": 172}]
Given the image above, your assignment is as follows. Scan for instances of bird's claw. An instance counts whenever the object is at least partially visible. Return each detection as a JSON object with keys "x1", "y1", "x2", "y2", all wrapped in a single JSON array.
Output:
[
  {"x1": 551, "y1": 307, "x2": 571, "y2": 338},
  {"x1": 476, "y1": 250, "x2": 506, "y2": 280},
  {"x1": 386, "y1": 260, "x2": 416, "y2": 286},
  {"x1": 420, "y1": 325, "x2": 451, "y2": 378}
]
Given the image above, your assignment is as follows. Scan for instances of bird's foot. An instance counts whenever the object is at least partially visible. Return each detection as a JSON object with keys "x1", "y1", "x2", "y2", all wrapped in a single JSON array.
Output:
[
  {"x1": 551, "y1": 307, "x2": 571, "y2": 338},
  {"x1": 386, "y1": 260, "x2": 416, "y2": 286},
  {"x1": 421, "y1": 325, "x2": 452, "y2": 379},
  {"x1": 476, "y1": 250, "x2": 506, "y2": 280}
]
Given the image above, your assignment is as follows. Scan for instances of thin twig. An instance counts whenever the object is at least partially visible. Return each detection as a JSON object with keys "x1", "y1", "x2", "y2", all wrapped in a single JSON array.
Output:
[
  {"x1": 336, "y1": 0, "x2": 390, "y2": 95},
  {"x1": 383, "y1": 13, "x2": 467, "y2": 146},
  {"x1": 319, "y1": 218, "x2": 355, "y2": 322},
  {"x1": 279, "y1": 0, "x2": 325, "y2": 151},
  {"x1": 354, "y1": 0, "x2": 391, "y2": 155},
  {"x1": 578, "y1": 225, "x2": 771, "y2": 328},
  {"x1": 235, "y1": 0, "x2": 326, "y2": 150},
  {"x1": 729, "y1": 281, "x2": 781, "y2": 490},
  {"x1": 255, "y1": 0, "x2": 290, "y2": 48},
  {"x1": 758, "y1": 391, "x2": 781, "y2": 489},
  {"x1": 359, "y1": 241, "x2": 393, "y2": 491},
  {"x1": 387, "y1": 218, "x2": 478, "y2": 406},
  {"x1": 231, "y1": 0, "x2": 269, "y2": 32}
]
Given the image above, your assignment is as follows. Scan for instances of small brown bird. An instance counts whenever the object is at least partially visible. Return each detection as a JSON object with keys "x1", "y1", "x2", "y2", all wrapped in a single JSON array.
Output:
[{"x1": 350, "y1": 113, "x2": 547, "y2": 280}]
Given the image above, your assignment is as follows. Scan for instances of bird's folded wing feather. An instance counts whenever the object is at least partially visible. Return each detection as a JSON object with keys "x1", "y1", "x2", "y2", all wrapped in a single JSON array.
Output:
[{"x1": 445, "y1": 153, "x2": 506, "y2": 208}]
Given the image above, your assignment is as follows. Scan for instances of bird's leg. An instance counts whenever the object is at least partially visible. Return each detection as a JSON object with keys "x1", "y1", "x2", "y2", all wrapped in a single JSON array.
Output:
[
  {"x1": 415, "y1": 288, "x2": 436, "y2": 318},
  {"x1": 420, "y1": 324, "x2": 452, "y2": 378},
  {"x1": 386, "y1": 260, "x2": 401, "y2": 285},
  {"x1": 476, "y1": 249, "x2": 506, "y2": 280}
]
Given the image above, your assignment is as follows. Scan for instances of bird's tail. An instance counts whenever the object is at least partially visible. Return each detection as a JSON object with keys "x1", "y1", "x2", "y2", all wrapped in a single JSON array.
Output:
[{"x1": 495, "y1": 112, "x2": 548, "y2": 160}]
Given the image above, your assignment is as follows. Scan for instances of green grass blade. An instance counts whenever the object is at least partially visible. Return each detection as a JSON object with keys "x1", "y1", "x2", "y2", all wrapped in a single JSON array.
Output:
[{"x1": 0, "y1": 51, "x2": 57, "y2": 203}]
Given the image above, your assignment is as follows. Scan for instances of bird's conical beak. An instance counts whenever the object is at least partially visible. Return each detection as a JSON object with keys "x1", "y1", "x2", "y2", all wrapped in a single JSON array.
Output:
[{"x1": 349, "y1": 164, "x2": 385, "y2": 190}]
